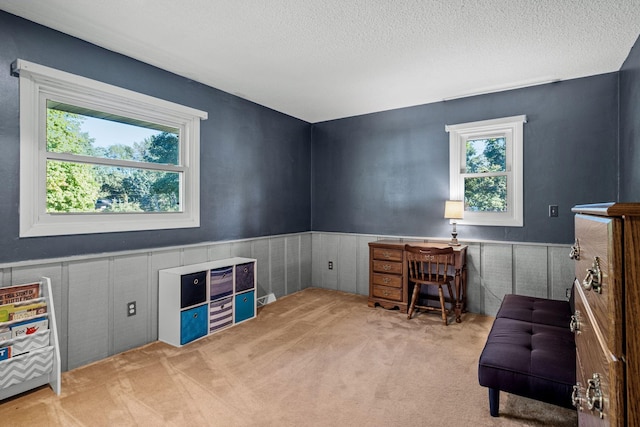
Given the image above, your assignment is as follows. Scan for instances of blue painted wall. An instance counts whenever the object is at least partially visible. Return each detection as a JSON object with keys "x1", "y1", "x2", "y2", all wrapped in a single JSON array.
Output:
[
  {"x1": 0, "y1": 11, "x2": 311, "y2": 263},
  {"x1": 620, "y1": 36, "x2": 640, "y2": 201},
  {"x1": 311, "y1": 74, "x2": 619, "y2": 244},
  {"x1": 1, "y1": 11, "x2": 635, "y2": 263}
]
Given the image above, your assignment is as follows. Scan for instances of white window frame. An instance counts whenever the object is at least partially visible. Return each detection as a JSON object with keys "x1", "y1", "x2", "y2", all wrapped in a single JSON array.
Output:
[
  {"x1": 445, "y1": 115, "x2": 526, "y2": 227},
  {"x1": 13, "y1": 59, "x2": 207, "y2": 237}
]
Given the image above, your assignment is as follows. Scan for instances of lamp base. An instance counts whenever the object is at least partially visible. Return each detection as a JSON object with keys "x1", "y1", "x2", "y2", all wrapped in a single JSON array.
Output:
[{"x1": 448, "y1": 232, "x2": 460, "y2": 246}]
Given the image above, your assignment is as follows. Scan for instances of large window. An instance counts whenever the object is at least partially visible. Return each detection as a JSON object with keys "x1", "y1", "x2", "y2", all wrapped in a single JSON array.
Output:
[
  {"x1": 14, "y1": 59, "x2": 207, "y2": 237},
  {"x1": 446, "y1": 115, "x2": 526, "y2": 227}
]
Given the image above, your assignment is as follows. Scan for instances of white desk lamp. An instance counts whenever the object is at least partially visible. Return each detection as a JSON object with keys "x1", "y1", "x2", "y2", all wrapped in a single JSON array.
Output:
[{"x1": 444, "y1": 200, "x2": 464, "y2": 246}]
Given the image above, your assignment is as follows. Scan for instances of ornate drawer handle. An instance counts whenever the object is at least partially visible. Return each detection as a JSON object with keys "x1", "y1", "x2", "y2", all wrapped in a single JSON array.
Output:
[
  {"x1": 582, "y1": 257, "x2": 602, "y2": 293},
  {"x1": 383, "y1": 264, "x2": 391, "y2": 271},
  {"x1": 586, "y1": 373, "x2": 604, "y2": 419},
  {"x1": 572, "y1": 383, "x2": 583, "y2": 410},
  {"x1": 383, "y1": 291, "x2": 389, "y2": 296},
  {"x1": 570, "y1": 239, "x2": 580, "y2": 260},
  {"x1": 383, "y1": 277, "x2": 390, "y2": 284},
  {"x1": 383, "y1": 251, "x2": 391, "y2": 259},
  {"x1": 570, "y1": 311, "x2": 581, "y2": 334}
]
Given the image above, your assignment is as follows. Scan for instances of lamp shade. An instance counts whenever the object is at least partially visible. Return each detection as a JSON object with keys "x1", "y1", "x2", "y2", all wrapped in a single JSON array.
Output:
[{"x1": 444, "y1": 200, "x2": 464, "y2": 220}]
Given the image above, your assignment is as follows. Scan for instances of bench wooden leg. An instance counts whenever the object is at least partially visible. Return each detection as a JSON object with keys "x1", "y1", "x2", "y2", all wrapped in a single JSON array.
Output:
[{"x1": 489, "y1": 388, "x2": 500, "y2": 417}]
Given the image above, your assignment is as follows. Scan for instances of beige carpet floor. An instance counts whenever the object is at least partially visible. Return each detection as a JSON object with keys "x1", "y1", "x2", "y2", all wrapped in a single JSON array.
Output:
[{"x1": 1, "y1": 288, "x2": 577, "y2": 426}]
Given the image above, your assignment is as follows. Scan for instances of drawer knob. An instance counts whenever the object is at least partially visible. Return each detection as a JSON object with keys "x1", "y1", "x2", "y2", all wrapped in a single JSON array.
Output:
[
  {"x1": 570, "y1": 311, "x2": 581, "y2": 334},
  {"x1": 193, "y1": 312, "x2": 198, "y2": 319},
  {"x1": 569, "y1": 239, "x2": 580, "y2": 260},
  {"x1": 193, "y1": 278, "x2": 199, "y2": 285},
  {"x1": 586, "y1": 373, "x2": 604, "y2": 419},
  {"x1": 582, "y1": 257, "x2": 602, "y2": 293},
  {"x1": 571, "y1": 383, "x2": 583, "y2": 410}
]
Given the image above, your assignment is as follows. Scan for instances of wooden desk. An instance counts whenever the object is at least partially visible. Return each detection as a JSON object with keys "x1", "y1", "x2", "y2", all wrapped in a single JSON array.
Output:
[{"x1": 368, "y1": 240, "x2": 468, "y2": 322}]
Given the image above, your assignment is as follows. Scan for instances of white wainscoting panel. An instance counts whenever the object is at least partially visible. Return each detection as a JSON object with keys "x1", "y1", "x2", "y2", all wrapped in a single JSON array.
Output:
[
  {"x1": 0, "y1": 233, "x2": 313, "y2": 372},
  {"x1": 310, "y1": 232, "x2": 574, "y2": 318},
  {"x1": 0, "y1": 231, "x2": 572, "y2": 372}
]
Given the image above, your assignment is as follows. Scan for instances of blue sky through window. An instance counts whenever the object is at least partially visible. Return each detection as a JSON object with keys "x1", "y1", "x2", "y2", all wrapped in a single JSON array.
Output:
[{"x1": 80, "y1": 116, "x2": 161, "y2": 148}]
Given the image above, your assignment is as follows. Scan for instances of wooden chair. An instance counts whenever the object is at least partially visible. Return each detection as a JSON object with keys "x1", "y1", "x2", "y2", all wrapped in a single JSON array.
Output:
[{"x1": 405, "y1": 245, "x2": 456, "y2": 325}]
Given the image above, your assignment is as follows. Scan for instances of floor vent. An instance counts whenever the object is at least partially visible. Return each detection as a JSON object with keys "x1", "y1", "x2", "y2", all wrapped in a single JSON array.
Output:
[{"x1": 256, "y1": 293, "x2": 276, "y2": 307}]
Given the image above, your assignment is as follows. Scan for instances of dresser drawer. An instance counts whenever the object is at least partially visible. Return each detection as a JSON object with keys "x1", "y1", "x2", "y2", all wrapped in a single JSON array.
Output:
[
  {"x1": 574, "y1": 215, "x2": 623, "y2": 355},
  {"x1": 372, "y1": 260, "x2": 402, "y2": 275},
  {"x1": 372, "y1": 284, "x2": 402, "y2": 301},
  {"x1": 372, "y1": 248, "x2": 403, "y2": 262},
  {"x1": 574, "y1": 284, "x2": 625, "y2": 426}
]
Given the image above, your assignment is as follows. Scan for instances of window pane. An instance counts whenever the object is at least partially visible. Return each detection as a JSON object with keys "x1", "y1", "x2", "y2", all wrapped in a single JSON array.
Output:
[
  {"x1": 47, "y1": 160, "x2": 181, "y2": 213},
  {"x1": 465, "y1": 137, "x2": 506, "y2": 173},
  {"x1": 464, "y1": 176, "x2": 507, "y2": 212},
  {"x1": 46, "y1": 102, "x2": 180, "y2": 165}
]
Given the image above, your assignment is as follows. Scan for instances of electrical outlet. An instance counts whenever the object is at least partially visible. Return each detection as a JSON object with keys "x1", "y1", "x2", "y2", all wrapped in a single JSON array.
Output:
[
  {"x1": 549, "y1": 205, "x2": 559, "y2": 217},
  {"x1": 127, "y1": 301, "x2": 136, "y2": 317},
  {"x1": 328, "y1": 261, "x2": 334, "y2": 270}
]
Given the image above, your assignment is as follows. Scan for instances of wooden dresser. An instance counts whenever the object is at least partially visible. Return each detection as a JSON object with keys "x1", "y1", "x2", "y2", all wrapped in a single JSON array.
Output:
[
  {"x1": 570, "y1": 203, "x2": 640, "y2": 427},
  {"x1": 368, "y1": 240, "x2": 467, "y2": 322}
]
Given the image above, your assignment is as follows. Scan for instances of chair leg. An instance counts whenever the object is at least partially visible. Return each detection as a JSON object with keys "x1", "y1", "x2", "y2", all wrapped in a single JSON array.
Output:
[
  {"x1": 446, "y1": 283, "x2": 455, "y2": 312},
  {"x1": 407, "y1": 283, "x2": 420, "y2": 320},
  {"x1": 437, "y1": 285, "x2": 447, "y2": 325}
]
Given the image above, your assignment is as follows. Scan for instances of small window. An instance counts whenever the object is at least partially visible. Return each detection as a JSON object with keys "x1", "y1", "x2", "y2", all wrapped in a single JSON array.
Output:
[
  {"x1": 446, "y1": 115, "x2": 526, "y2": 227},
  {"x1": 14, "y1": 59, "x2": 207, "y2": 237}
]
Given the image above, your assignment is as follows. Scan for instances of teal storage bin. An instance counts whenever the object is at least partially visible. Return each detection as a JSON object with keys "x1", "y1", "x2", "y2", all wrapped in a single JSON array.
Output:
[
  {"x1": 180, "y1": 304, "x2": 207, "y2": 345},
  {"x1": 234, "y1": 291, "x2": 255, "y2": 323}
]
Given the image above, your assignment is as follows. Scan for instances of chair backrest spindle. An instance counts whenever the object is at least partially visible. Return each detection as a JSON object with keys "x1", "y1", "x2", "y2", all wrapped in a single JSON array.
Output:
[{"x1": 404, "y1": 245, "x2": 454, "y2": 285}]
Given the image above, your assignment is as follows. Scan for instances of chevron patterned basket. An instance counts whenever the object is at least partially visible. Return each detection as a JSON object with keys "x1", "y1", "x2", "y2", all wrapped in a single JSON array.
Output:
[{"x1": 0, "y1": 346, "x2": 54, "y2": 390}]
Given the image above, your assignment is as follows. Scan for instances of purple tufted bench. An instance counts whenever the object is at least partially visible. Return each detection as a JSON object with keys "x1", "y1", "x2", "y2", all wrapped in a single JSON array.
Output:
[{"x1": 478, "y1": 294, "x2": 576, "y2": 417}]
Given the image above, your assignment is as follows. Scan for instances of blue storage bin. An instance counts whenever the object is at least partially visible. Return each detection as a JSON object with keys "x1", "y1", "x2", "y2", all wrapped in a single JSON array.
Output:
[
  {"x1": 234, "y1": 290, "x2": 255, "y2": 323},
  {"x1": 180, "y1": 304, "x2": 207, "y2": 345}
]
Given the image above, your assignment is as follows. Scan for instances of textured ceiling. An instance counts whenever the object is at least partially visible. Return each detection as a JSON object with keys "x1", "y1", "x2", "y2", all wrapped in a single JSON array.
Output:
[{"x1": 1, "y1": 0, "x2": 639, "y2": 123}]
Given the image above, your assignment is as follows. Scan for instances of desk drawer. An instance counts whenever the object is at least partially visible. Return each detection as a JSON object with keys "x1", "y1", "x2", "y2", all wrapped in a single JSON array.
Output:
[
  {"x1": 372, "y1": 260, "x2": 402, "y2": 275},
  {"x1": 372, "y1": 273, "x2": 402, "y2": 288},
  {"x1": 372, "y1": 284, "x2": 402, "y2": 301},
  {"x1": 372, "y1": 248, "x2": 403, "y2": 262}
]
